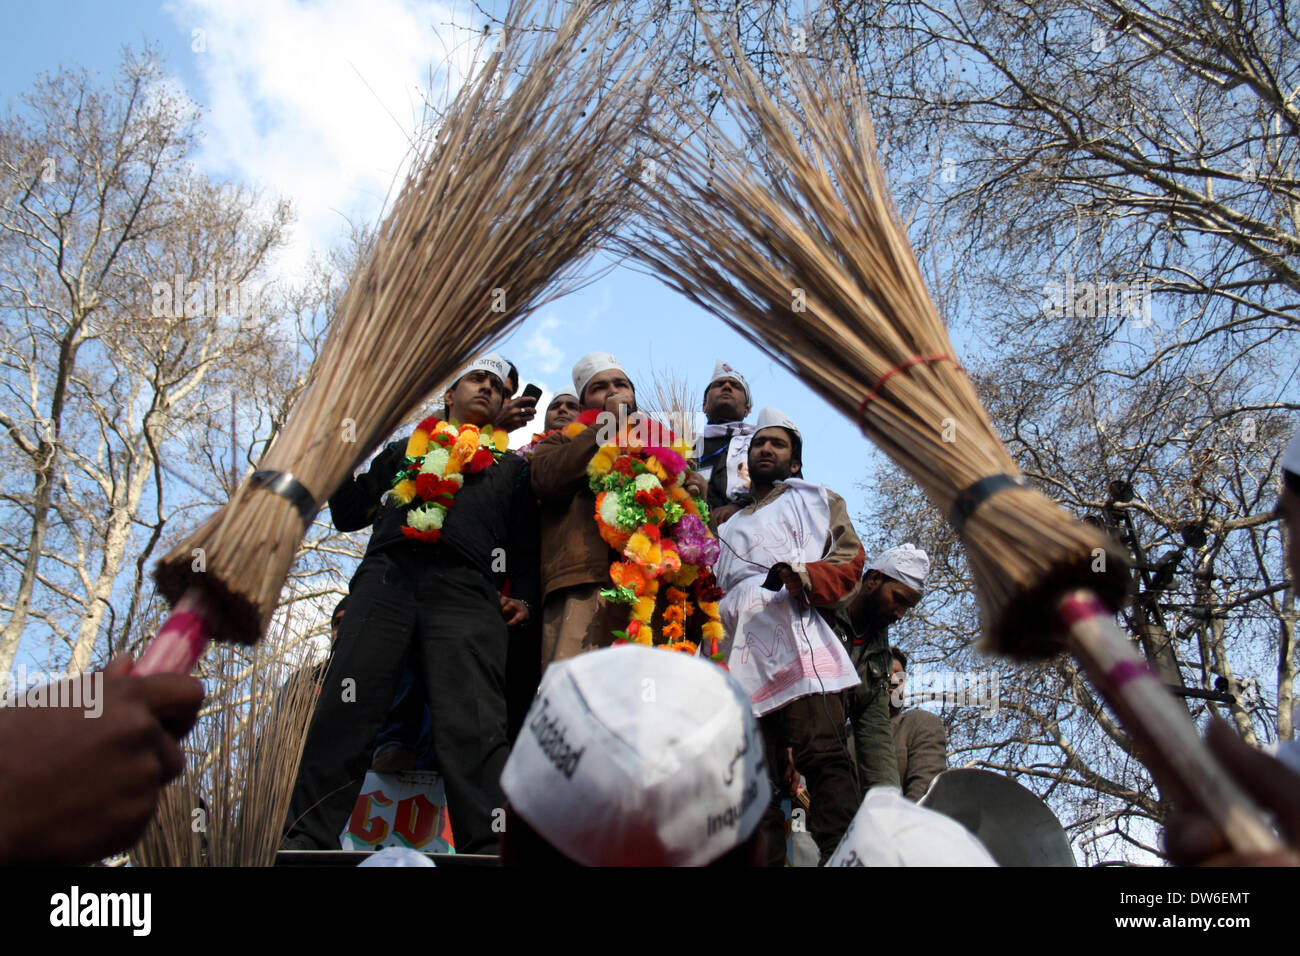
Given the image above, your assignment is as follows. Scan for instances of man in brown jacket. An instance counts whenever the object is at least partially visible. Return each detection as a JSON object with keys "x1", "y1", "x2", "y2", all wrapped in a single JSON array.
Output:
[
  {"x1": 530, "y1": 351, "x2": 706, "y2": 669},
  {"x1": 889, "y1": 645, "x2": 948, "y2": 801}
]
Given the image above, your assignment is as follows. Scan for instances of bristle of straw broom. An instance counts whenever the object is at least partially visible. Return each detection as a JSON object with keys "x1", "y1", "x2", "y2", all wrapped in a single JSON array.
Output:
[
  {"x1": 627, "y1": 27, "x2": 1288, "y2": 856},
  {"x1": 647, "y1": 367, "x2": 699, "y2": 450},
  {"x1": 627, "y1": 30, "x2": 1131, "y2": 658},
  {"x1": 132, "y1": 632, "x2": 322, "y2": 866},
  {"x1": 155, "y1": 0, "x2": 665, "y2": 644}
]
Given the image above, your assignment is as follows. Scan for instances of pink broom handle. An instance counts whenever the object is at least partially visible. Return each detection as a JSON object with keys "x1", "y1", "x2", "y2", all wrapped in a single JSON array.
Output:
[
  {"x1": 134, "y1": 588, "x2": 215, "y2": 676},
  {"x1": 1057, "y1": 589, "x2": 1282, "y2": 854}
]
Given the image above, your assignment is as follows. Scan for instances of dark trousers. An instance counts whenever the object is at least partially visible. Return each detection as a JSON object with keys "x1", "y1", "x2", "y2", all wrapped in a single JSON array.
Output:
[
  {"x1": 371, "y1": 657, "x2": 437, "y2": 770},
  {"x1": 758, "y1": 693, "x2": 860, "y2": 866},
  {"x1": 284, "y1": 548, "x2": 509, "y2": 853},
  {"x1": 375, "y1": 614, "x2": 538, "y2": 761},
  {"x1": 505, "y1": 618, "x2": 542, "y2": 745}
]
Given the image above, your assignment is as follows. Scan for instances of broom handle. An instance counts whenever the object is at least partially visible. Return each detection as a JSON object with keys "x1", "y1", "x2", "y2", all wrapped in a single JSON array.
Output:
[
  {"x1": 134, "y1": 588, "x2": 214, "y2": 676},
  {"x1": 1057, "y1": 589, "x2": 1282, "y2": 854}
]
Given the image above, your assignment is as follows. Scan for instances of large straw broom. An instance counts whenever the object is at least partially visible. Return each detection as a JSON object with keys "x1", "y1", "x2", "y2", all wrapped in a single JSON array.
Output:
[
  {"x1": 132, "y1": 627, "x2": 322, "y2": 866},
  {"x1": 627, "y1": 30, "x2": 1282, "y2": 853},
  {"x1": 137, "y1": 0, "x2": 663, "y2": 673}
]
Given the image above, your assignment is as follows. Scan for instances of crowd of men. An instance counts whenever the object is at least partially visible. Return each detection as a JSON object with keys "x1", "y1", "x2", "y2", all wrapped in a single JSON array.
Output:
[
  {"x1": 2, "y1": 353, "x2": 1299, "y2": 866},
  {"x1": 275, "y1": 350, "x2": 956, "y2": 861}
]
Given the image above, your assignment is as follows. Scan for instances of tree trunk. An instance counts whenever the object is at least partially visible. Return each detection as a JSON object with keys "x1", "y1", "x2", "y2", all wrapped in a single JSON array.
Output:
[
  {"x1": 1279, "y1": 578, "x2": 1296, "y2": 741},
  {"x1": 68, "y1": 444, "x2": 155, "y2": 675},
  {"x1": 0, "y1": 449, "x2": 55, "y2": 682}
]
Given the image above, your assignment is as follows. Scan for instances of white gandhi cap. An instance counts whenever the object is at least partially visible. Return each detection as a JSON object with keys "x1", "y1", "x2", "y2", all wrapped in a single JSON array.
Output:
[
  {"x1": 754, "y1": 406, "x2": 799, "y2": 438},
  {"x1": 452, "y1": 353, "x2": 511, "y2": 391},
  {"x1": 500, "y1": 644, "x2": 767, "y2": 866},
  {"x1": 572, "y1": 352, "x2": 630, "y2": 404},
  {"x1": 868, "y1": 543, "x2": 931, "y2": 594},
  {"x1": 827, "y1": 787, "x2": 998, "y2": 867},
  {"x1": 707, "y1": 359, "x2": 752, "y2": 408}
]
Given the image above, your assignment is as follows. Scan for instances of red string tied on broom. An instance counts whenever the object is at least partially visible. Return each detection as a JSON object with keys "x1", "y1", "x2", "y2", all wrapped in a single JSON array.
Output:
[
  {"x1": 857, "y1": 356, "x2": 1035, "y2": 531},
  {"x1": 856, "y1": 353, "x2": 962, "y2": 424}
]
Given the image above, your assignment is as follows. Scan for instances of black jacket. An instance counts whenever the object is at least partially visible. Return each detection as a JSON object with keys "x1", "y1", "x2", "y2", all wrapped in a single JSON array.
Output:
[{"x1": 330, "y1": 439, "x2": 541, "y2": 610}]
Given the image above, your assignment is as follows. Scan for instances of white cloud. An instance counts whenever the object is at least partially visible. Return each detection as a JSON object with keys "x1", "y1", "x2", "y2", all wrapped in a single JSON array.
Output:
[
  {"x1": 165, "y1": 0, "x2": 484, "y2": 280},
  {"x1": 519, "y1": 313, "x2": 565, "y2": 375}
]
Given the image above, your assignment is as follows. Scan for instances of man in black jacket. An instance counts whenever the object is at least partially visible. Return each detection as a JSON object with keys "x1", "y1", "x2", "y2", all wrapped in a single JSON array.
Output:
[{"x1": 283, "y1": 354, "x2": 540, "y2": 853}]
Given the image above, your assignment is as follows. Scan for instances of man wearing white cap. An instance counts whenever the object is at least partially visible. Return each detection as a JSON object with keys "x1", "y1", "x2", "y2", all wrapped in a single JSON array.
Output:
[
  {"x1": 531, "y1": 352, "x2": 708, "y2": 668},
  {"x1": 543, "y1": 390, "x2": 581, "y2": 432},
  {"x1": 695, "y1": 360, "x2": 756, "y2": 524},
  {"x1": 834, "y1": 543, "x2": 928, "y2": 792},
  {"x1": 499, "y1": 644, "x2": 768, "y2": 865},
  {"x1": 714, "y1": 407, "x2": 866, "y2": 865},
  {"x1": 285, "y1": 354, "x2": 540, "y2": 853}
]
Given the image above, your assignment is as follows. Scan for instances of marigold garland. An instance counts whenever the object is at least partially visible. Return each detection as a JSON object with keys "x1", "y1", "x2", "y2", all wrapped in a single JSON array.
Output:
[
  {"x1": 574, "y1": 414, "x2": 726, "y2": 661},
  {"x1": 388, "y1": 416, "x2": 509, "y2": 542}
]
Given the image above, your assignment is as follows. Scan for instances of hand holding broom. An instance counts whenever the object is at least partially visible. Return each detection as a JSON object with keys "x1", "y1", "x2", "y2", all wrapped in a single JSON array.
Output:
[
  {"x1": 626, "y1": 27, "x2": 1282, "y2": 855},
  {"x1": 137, "y1": 0, "x2": 664, "y2": 675}
]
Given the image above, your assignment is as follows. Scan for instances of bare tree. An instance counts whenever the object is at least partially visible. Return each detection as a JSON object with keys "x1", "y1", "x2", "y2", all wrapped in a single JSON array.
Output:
[
  {"x1": 856, "y1": 344, "x2": 1294, "y2": 861},
  {"x1": 0, "y1": 51, "x2": 295, "y2": 678},
  {"x1": 689, "y1": 1, "x2": 1300, "y2": 861}
]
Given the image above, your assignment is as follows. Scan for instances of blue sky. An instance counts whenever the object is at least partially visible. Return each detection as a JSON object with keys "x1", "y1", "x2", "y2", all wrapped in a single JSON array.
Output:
[
  {"x1": 1, "y1": 3, "x2": 1217, "y2": 864},
  {"x1": 0, "y1": 0, "x2": 906, "y2": 549}
]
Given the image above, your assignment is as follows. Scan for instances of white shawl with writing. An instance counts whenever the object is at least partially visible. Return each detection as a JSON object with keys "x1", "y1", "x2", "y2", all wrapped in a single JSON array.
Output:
[{"x1": 715, "y1": 479, "x2": 860, "y2": 716}]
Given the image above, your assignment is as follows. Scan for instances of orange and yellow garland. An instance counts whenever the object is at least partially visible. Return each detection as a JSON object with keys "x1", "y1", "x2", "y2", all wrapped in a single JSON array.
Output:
[{"x1": 568, "y1": 412, "x2": 725, "y2": 661}]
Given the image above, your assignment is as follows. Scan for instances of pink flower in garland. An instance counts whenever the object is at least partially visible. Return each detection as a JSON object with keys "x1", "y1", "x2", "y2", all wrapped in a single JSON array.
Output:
[
  {"x1": 645, "y1": 446, "x2": 688, "y2": 477},
  {"x1": 673, "y1": 513, "x2": 720, "y2": 566}
]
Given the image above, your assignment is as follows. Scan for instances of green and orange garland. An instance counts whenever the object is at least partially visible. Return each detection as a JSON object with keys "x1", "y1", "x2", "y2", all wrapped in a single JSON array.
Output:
[{"x1": 566, "y1": 411, "x2": 726, "y2": 661}]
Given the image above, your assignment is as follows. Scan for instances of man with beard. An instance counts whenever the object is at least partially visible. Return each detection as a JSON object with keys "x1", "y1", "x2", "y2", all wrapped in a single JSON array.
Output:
[
  {"x1": 694, "y1": 360, "x2": 756, "y2": 526},
  {"x1": 714, "y1": 408, "x2": 865, "y2": 865},
  {"x1": 531, "y1": 352, "x2": 708, "y2": 669},
  {"x1": 283, "y1": 354, "x2": 539, "y2": 854},
  {"x1": 834, "y1": 543, "x2": 929, "y2": 792}
]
